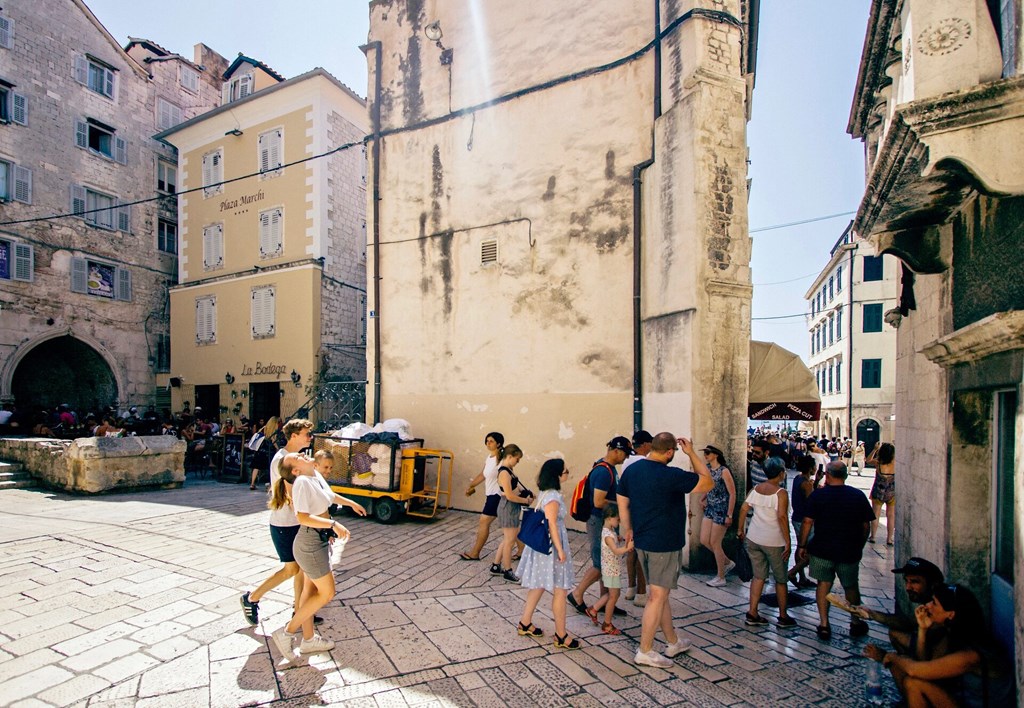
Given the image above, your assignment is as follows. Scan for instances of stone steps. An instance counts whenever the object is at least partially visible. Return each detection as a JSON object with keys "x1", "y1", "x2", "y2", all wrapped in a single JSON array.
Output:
[{"x1": 0, "y1": 461, "x2": 36, "y2": 490}]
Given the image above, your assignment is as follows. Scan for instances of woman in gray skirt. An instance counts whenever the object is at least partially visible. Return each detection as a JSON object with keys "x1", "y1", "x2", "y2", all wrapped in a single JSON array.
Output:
[
  {"x1": 271, "y1": 452, "x2": 366, "y2": 665},
  {"x1": 489, "y1": 444, "x2": 532, "y2": 582}
]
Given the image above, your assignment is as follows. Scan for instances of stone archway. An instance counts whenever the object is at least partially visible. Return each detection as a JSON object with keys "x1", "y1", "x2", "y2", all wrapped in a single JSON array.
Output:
[{"x1": 10, "y1": 336, "x2": 118, "y2": 413}]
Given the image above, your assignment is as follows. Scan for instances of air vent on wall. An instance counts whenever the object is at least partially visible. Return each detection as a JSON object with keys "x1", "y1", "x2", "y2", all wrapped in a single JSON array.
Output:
[{"x1": 481, "y1": 239, "x2": 498, "y2": 265}]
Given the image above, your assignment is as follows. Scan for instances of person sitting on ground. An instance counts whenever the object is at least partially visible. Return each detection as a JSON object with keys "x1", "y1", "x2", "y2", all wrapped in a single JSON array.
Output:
[
  {"x1": 865, "y1": 583, "x2": 1015, "y2": 707},
  {"x1": 853, "y1": 557, "x2": 945, "y2": 655}
]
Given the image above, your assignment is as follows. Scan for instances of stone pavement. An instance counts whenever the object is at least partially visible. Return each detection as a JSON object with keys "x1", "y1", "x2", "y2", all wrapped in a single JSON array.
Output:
[{"x1": 0, "y1": 470, "x2": 901, "y2": 707}]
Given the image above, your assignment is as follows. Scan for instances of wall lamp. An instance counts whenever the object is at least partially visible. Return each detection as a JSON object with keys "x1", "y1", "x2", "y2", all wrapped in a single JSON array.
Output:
[
  {"x1": 225, "y1": 372, "x2": 235, "y2": 384},
  {"x1": 290, "y1": 370, "x2": 302, "y2": 387},
  {"x1": 225, "y1": 128, "x2": 244, "y2": 137},
  {"x1": 423, "y1": 21, "x2": 453, "y2": 65}
]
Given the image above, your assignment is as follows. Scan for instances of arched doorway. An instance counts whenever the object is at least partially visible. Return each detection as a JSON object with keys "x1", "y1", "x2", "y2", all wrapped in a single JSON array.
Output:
[
  {"x1": 856, "y1": 418, "x2": 881, "y2": 454},
  {"x1": 12, "y1": 336, "x2": 118, "y2": 413}
]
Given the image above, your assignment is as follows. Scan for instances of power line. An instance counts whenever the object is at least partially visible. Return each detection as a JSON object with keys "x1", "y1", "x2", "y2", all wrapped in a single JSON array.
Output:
[
  {"x1": 750, "y1": 211, "x2": 856, "y2": 234},
  {"x1": 753, "y1": 271, "x2": 819, "y2": 286},
  {"x1": 752, "y1": 296, "x2": 897, "y2": 321}
]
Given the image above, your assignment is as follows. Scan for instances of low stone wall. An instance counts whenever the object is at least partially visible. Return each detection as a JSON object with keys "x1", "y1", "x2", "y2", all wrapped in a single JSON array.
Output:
[{"x1": 0, "y1": 436, "x2": 186, "y2": 493}]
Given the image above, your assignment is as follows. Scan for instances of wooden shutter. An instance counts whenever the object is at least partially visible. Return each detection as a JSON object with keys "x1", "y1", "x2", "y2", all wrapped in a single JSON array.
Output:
[
  {"x1": 73, "y1": 55, "x2": 88, "y2": 85},
  {"x1": 104, "y1": 69, "x2": 114, "y2": 99},
  {"x1": 115, "y1": 267, "x2": 131, "y2": 301},
  {"x1": 239, "y1": 73, "x2": 252, "y2": 98},
  {"x1": 251, "y1": 286, "x2": 275, "y2": 338},
  {"x1": 258, "y1": 132, "x2": 270, "y2": 173},
  {"x1": 12, "y1": 243, "x2": 33, "y2": 282},
  {"x1": 221, "y1": 82, "x2": 231, "y2": 105},
  {"x1": 70, "y1": 184, "x2": 86, "y2": 217},
  {"x1": 11, "y1": 92, "x2": 26, "y2": 125},
  {"x1": 70, "y1": 257, "x2": 88, "y2": 293},
  {"x1": 114, "y1": 137, "x2": 127, "y2": 165},
  {"x1": 204, "y1": 224, "x2": 223, "y2": 269},
  {"x1": 259, "y1": 130, "x2": 282, "y2": 174},
  {"x1": 196, "y1": 296, "x2": 216, "y2": 343},
  {"x1": 0, "y1": 16, "x2": 13, "y2": 49},
  {"x1": 117, "y1": 201, "x2": 131, "y2": 232},
  {"x1": 75, "y1": 120, "x2": 88, "y2": 149},
  {"x1": 259, "y1": 208, "x2": 282, "y2": 257},
  {"x1": 12, "y1": 165, "x2": 30, "y2": 204}
]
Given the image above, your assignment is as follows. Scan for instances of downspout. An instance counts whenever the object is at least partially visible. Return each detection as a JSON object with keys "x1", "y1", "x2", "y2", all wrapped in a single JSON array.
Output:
[
  {"x1": 632, "y1": 157, "x2": 654, "y2": 432},
  {"x1": 846, "y1": 244, "x2": 856, "y2": 437},
  {"x1": 363, "y1": 40, "x2": 384, "y2": 424},
  {"x1": 653, "y1": 0, "x2": 662, "y2": 120}
]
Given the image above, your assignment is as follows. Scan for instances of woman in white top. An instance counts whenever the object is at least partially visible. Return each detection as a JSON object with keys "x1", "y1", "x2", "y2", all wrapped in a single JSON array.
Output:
[
  {"x1": 737, "y1": 456, "x2": 796, "y2": 629},
  {"x1": 459, "y1": 432, "x2": 504, "y2": 561},
  {"x1": 271, "y1": 452, "x2": 366, "y2": 665}
]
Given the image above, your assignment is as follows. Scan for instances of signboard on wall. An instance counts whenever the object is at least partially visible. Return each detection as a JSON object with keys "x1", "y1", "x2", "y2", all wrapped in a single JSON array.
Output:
[{"x1": 222, "y1": 433, "x2": 245, "y2": 481}]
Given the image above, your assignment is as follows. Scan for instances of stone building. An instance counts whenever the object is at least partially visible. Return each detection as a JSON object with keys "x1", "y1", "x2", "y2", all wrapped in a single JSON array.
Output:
[
  {"x1": 364, "y1": 1, "x2": 758, "y2": 555},
  {"x1": 849, "y1": 0, "x2": 1023, "y2": 689},
  {"x1": 0, "y1": 0, "x2": 220, "y2": 415},
  {"x1": 157, "y1": 64, "x2": 367, "y2": 426},
  {"x1": 804, "y1": 224, "x2": 896, "y2": 448}
]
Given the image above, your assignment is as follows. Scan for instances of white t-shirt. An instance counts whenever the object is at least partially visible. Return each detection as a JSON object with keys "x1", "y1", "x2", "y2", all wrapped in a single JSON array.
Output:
[
  {"x1": 482, "y1": 455, "x2": 501, "y2": 496},
  {"x1": 622, "y1": 453, "x2": 645, "y2": 470},
  {"x1": 744, "y1": 488, "x2": 788, "y2": 547},
  {"x1": 269, "y1": 448, "x2": 298, "y2": 527},
  {"x1": 292, "y1": 471, "x2": 335, "y2": 517},
  {"x1": 810, "y1": 452, "x2": 829, "y2": 474}
]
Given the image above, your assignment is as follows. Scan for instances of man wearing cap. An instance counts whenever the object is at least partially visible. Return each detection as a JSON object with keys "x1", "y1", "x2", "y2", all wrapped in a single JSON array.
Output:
[
  {"x1": 854, "y1": 558, "x2": 945, "y2": 654},
  {"x1": 622, "y1": 431, "x2": 653, "y2": 606},
  {"x1": 796, "y1": 460, "x2": 876, "y2": 640},
  {"x1": 567, "y1": 436, "x2": 632, "y2": 618},
  {"x1": 618, "y1": 433, "x2": 713, "y2": 668}
]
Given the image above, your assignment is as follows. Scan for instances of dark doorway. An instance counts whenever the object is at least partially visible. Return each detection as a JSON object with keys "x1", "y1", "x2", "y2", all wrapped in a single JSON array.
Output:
[
  {"x1": 194, "y1": 384, "x2": 220, "y2": 422},
  {"x1": 12, "y1": 336, "x2": 117, "y2": 413},
  {"x1": 249, "y1": 381, "x2": 280, "y2": 426},
  {"x1": 856, "y1": 418, "x2": 881, "y2": 457}
]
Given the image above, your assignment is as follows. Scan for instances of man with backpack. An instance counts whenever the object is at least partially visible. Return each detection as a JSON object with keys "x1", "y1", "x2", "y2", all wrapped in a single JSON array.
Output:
[{"x1": 567, "y1": 436, "x2": 632, "y2": 618}]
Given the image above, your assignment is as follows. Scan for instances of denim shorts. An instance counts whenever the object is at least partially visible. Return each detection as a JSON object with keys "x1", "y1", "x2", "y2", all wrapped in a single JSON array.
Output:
[{"x1": 270, "y1": 524, "x2": 300, "y2": 563}]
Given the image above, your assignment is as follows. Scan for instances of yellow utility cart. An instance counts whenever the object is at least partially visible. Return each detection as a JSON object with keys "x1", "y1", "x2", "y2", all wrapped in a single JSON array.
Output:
[{"x1": 312, "y1": 435, "x2": 453, "y2": 524}]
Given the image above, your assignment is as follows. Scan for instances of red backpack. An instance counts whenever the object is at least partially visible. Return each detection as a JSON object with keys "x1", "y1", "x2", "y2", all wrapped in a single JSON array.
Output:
[{"x1": 570, "y1": 461, "x2": 614, "y2": 522}]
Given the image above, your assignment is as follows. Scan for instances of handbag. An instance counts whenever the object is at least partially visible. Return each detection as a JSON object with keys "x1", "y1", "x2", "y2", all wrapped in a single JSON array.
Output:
[
  {"x1": 518, "y1": 500, "x2": 551, "y2": 555},
  {"x1": 734, "y1": 542, "x2": 754, "y2": 582}
]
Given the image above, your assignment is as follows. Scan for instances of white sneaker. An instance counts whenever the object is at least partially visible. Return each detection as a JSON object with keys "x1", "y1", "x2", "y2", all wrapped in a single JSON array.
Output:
[
  {"x1": 272, "y1": 628, "x2": 300, "y2": 664},
  {"x1": 706, "y1": 576, "x2": 727, "y2": 587},
  {"x1": 632, "y1": 593, "x2": 647, "y2": 607},
  {"x1": 724, "y1": 561, "x2": 736, "y2": 575},
  {"x1": 634, "y1": 649, "x2": 673, "y2": 668},
  {"x1": 299, "y1": 633, "x2": 335, "y2": 654},
  {"x1": 664, "y1": 638, "x2": 692, "y2": 657},
  {"x1": 624, "y1": 586, "x2": 636, "y2": 601}
]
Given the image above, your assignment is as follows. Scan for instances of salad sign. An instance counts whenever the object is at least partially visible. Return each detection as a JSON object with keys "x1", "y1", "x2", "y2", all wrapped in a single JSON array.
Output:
[{"x1": 87, "y1": 262, "x2": 115, "y2": 298}]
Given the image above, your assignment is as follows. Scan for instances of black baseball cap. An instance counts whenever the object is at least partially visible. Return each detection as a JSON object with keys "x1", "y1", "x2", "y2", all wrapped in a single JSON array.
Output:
[
  {"x1": 892, "y1": 558, "x2": 944, "y2": 584},
  {"x1": 631, "y1": 430, "x2": 653, "y2": 447},
  {"x1": 607, "y1": 436, "x2": 633, "y2": 453}
]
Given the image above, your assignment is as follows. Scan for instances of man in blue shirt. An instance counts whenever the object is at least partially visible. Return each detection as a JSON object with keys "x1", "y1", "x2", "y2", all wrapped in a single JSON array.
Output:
[{"x1": 619, "y1": 433, "x2": 713, "y2": 668}]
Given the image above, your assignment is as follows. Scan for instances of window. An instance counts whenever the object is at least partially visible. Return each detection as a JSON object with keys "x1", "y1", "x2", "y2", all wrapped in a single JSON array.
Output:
[
  {"x1": 828, "y1": 315, "x2": 834, "y2": 345},
  {"x1": 827, "y1": 364, "x2": 833, "y2": 394},
  {"x1": 810, "y1": 332, "x2": 815, "y2": 355},
  {"x1": 481, "y1": 239, "x2": 498, "y2": 265},
  {"x1": 221, "y1": 73, "x2": 253, "y2": 104},
  {"x1": 258, "y1": 208, "x2": 283, "y2": 258},
  {"x1": 359, "y1": 293, "x2": 367, "y2": 345},
  {"x1": 70, "y1": 258, "x2": 131, "y2": 300},
  {"x1": 75, "y1": 118, "x2": 126, "y2": 163},
  {"x1": 157, "y1": 160, "x2": 177, "y2": 194},
  {"x1": 158, "y1": 218, "x2": 177, "y2": 254},
  {"x1": 203, "y1": 224, "x2": 224, "y2": 270},
  {"x1": 828, "y1": 276, "x2": 834, "y2": 301},
  {"x1": 70, "y1": 185, "x2": 130, "y2": 231},
  {"x1": 863, "y1": 255, "x2": 883, "y2": 281},
  {"x1": 195, "y1": 295, "x2": 217, "y2": 344},
  {"x1": 155, "y1": 334, "x2": 171, "y2": 373},
  {"x1": 0, "y1": 83, "x2": 27, "y2": 125},
  {"x1": 74, "y1": 55, "x2": 116, "y2": 99},
  {"x1": 0, "y1": 239, "x2": 33, "y2": 281},
  {"x1": 861, "y1": 358, "x2": 882, "y2": 389},
  {"x1": 863, "y1": 303, "x2": 883, "y2": 332},
  {"x1": 836, "y1": 309, "x2": 843, "y2": 337},
  {"x1": 180, "y1": 66, "x2": 199, "y2": 92},
  {"x1": 251, "y1": 286, "x2": 275, "y2": 339},
  {"x1": 1000, "y1": 0, "x2": 1019, "y2": 77},
  {"x1": 0, "y1": 159, "x2": 31, "y2": 203},
  {"x1": 809, "y1": 299, "x2": 815, "y2": 317},
  {"x1": 202, "y1": 149, "x2": 222, "y2": 197},
  {"x1": 156, "y1": 98, "x2": 182, "y2": 131},
  {"x1": 836, "y1": 265, "x2": 843, "y2": 291},
  {"x1": 258, "y1": 128, "x2": 282, "y2": 176},
  {"x1": 835, "y1": 361, "x2": 842, "y2": 393},
  {"x1": 0, "y1": 14, "x2": 14, "y2": 49}
]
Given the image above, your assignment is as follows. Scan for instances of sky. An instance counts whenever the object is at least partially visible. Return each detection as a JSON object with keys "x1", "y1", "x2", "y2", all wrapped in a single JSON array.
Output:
[{"x1": 87, "y1": 0, "x2": 870, "y2": 364}]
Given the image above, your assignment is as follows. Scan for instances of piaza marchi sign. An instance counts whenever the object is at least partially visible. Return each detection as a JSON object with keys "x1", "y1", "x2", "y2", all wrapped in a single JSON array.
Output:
[
  {"x1": 240, "y1": 362, "x2": 287, "y2": 378},
  {"x1": 220, "y1": 189, "x2": 266, "y2": 212}
]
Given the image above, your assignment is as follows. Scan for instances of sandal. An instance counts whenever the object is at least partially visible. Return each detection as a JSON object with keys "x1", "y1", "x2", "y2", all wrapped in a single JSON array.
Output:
[
  {"x1": 517, "y1": 622, "x2": 543, "y2": 637},
  {"x1": 585, "y1": 606, "x2": 600, "y2": 625},
  {"x1": 458, "y1": 553, "x2": 480, "y2": 561},
  {"x1": 554, "y1": 632, "x2": 581, "y2": 650},
  {"x1": 601, "y1": 622, "x2": 621, "y2": 636},
  {"x1": 816, "y1": 625, "x2": 832, "y2": 640}
]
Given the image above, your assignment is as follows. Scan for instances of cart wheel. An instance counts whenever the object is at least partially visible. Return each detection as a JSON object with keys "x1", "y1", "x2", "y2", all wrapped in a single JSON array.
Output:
[{"x1": 373, "y1": 498, "x2": 401, "y2": 524}]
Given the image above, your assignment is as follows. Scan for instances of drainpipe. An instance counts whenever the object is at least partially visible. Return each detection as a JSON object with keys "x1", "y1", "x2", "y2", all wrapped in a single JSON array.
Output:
[
  {"x1": 632, "y1": 157, "x2": 654, "y2": 432},
  {"x1": 846, "y1": 244, "x2": 856, "y2": 437},
  {"x1": 653, "y1": 0, "x2": 662, "y2": 120},
  {"x1": 363, "y1": 41, "x2": 384, "y2": 424}
]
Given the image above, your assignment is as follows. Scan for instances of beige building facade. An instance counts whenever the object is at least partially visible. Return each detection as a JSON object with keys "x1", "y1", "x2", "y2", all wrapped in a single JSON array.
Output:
[
  {"x1": 804, "y1": 226, "x2": 896, "y2": 447},
  {"x1": 0, "y1": 0, "x2": 220, "y2": 415},
  {"x1": 365, "y1": 1, "x2": 758, "y2": 557},
  {"x1": 158, "y1": 66, "x2": 367, "y2": 426},
  {"x1": 849, "y1": 0, "x2": 1023, "y2": 691}
]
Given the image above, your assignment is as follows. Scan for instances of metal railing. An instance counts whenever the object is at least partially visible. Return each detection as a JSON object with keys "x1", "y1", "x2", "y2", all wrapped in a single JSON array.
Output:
[{"x1": 289, "y1": 380, "x2": 367, "y2": 432}]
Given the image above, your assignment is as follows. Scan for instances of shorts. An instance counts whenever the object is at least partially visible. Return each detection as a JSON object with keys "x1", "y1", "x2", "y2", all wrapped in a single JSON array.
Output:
[
  {"x1": 496, "y1": 497, "x2": 522, "y2": 529},
  {"x1": 270, "y1": 524, "x2": 300, "y2": 563},
  {"x1": 809, "y1": 554, "x2": 861, "y2": 591},
  {"x1": 587, "y1": 515, "x2": 603, "y2": 569},
  {"x1": 636, "y1": 548, "x2": 683, "y2": 590},
  {"x1": 292, "y1": 526, "x2": 331, "y2": 580},
  {"x1": 482, "y1": 493, "x2": 500, "y2": 517},
  {"x1": 602, "y1": 574, "x2": 622, "y2": 589},
  {"x1": 746, "y1": 540, "x2": 788, "y2": 583}
]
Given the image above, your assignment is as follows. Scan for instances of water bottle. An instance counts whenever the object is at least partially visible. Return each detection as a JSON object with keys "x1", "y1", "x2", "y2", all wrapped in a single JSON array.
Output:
[{"x1": 864, "y1": 660, "x2": 884, "y2": 705}]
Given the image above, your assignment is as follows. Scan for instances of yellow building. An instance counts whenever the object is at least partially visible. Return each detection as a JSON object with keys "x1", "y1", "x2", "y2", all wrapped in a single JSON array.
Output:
[{"x1": 157, "y1": 60, "x2": 367, "y2": 425}]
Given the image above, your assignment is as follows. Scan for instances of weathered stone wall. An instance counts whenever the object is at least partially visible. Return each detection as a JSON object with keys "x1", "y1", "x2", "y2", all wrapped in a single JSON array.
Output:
[{"x1": 0, "y1": 436, "x2": 185, "y2": 493}]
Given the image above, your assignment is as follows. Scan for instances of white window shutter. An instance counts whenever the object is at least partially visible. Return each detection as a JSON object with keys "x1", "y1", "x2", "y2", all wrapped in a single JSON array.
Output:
[
  {"x1": 12, "y1": 165, "x2": 30, "y2": 204},
  {"x1": 75, "y1": 120, "x2": 88, "y2": 149},
  {"x1": 251, "y1": 286, "x2": 275, "y2": 338},
  {"x1": 0, "y1": 16, "x2": 13, "y2": 49},
  {"x1": 239, "y1": 73, "x2": 252, "y2": 98},
  {"x1": 259, "y1": 208, "x2": 282, "y2": 257},
  {"x1": 114, "y1": 137, "x2": 127, "y2": 165},
  {"x1": 74, "y1": 55, "x2": 88, "y2": 84},
  {"x1": 105, "y1": 70, "x2": 115, "y2": 99},
  {"x1": 70, "y1": 257, "x2": 88, "y2": 292},
  {"x1": 117, "y1": 201, "x2": 131, "y2": 232},
  {"x1": 204, "y1": 224, "x2": 223, "y2": 269},
  {"x1": 11, "y1": 92, "x2": 26, "y2": 125},
  {"x1": 70, "y1": 184, "x2": 86, "y2": 217},
  {"x1": 12, "y1": 243, "x2": 33, "y2": 282},
  {"x1": 269, "y1": 130, "x2": 281, "y2": 171},
  {"x1": 196, "y1": 297, "x2": 217, "y2": 343},
  {"x1": 258, "y1": 132, "x2": 269, "y2": 173},
  {"x1": 115, "y1": 267, "x2": 131, "y2": 301},
  {"x1": 220, "y1": 82, "x2": 230, "y2": 105}
]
